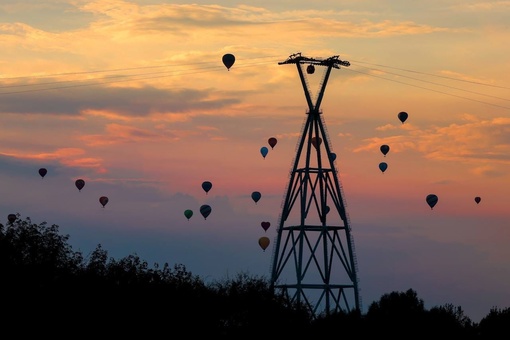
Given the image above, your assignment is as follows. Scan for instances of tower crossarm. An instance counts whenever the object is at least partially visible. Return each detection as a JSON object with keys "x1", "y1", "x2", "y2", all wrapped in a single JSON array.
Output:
[{"x1": 278, "y1": 52, "x2": 350, "y2": 69}]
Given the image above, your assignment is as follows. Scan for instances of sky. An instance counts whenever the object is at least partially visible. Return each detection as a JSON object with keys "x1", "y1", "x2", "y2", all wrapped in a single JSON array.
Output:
[{"x1": 1, "y1": 0, "x2": 509, "y2": 322}]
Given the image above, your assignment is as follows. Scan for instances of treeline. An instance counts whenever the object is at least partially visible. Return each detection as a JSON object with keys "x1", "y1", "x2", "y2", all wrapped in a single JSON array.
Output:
[{"x1": 1, "y1": 214, "x2": 509, "y2": 337}]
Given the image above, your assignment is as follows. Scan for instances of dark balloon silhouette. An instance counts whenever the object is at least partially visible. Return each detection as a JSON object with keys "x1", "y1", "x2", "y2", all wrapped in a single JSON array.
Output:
[
  {"x1": 200, "y1": 204, "x2": 212, "y2": 219},
  {"x1": 329, "y1": 152, "x2": 337, "y2": 162},
  {"x1": 311, "y1": 136, "x2": 322, "y2": 150},
  {"x1": 99, "y1": 196, "x2": 109, "y2": 208},
  {"x1": 75, "y1": 179, "x2": 85, "y2": 192},
  {"x1": 380, "y1": 144, "x2": 390, "y2": 156},
  {"x1": 202, "y1": 181, "x2": 212, "y2": 194},
  {"x1": 184, "y1": 209, "x2": 193, "y2": 220},
  {"x1": 398, "y1": 111, "x2": 408, "y2": 124},
  {"x1": 475, "y1": 196, "x2": 481, "y2": 204},
  {"x1": 261, "y1": 221, "x2": 270, "y2": 232},
  {"x1": 426, "y1": 194, "x2": 438, "y2": 210},
  {"x1": 251, "y1": 191, "x2": 261, "y2": 204},
  {"x1": 268, "y1": 137, "x2": 277, "y2": 149},
  {"x1": 306, "y1": 64, "x2": 315, "y2": 74},
  {"x1": 39, "y1": 168, "x2": 47, "y2": 178},
  {"x1": 258, "y1": 236, "x2": 270, "y2": 251},
  {"x1": 222, "y1": 53, "x2": 235, "y2": 70},
  {"x1": 379, "y1": 162, "x2": 388, "y2": 173},
  {"x1": 260, "y1": 146, "x2": 268, "y2": 159},
  {"x1": 7, "y1": 214, "x2": 16, "y2": 223}
]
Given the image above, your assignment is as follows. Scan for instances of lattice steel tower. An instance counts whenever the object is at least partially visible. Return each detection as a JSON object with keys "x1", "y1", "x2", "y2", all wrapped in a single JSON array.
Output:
[{"x1": 270, "y1": 53, "x2": 361, "y2": 318}]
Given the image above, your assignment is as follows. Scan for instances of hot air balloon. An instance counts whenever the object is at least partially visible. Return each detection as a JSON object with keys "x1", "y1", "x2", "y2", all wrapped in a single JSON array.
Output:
[
  {"x1": 260, "y1": 146, "x2": 269, "y2": 159},
  {"x1": 7, "y1": 213, "x2": 16, "y2": 223},
  {"x1": 268, "y1": 137, "x2": 277, "y2": 149},
  {"x1": 398, "y1": 111, "x2": 408, "y2": 124},
  {"x1": 222, "y1": 53, "x2": 235, "y2": 71},
  {"x1": 39, "y1": 168, "x2": 47, "y2": 178},
  {"x1": 380, "y1": 144, "x2": 390, "y2": 156},
  {"x1": 475, "y1": 196, "x2": 481, "y2": 204},
  {"x1": 251, "y1": 191, "x2": 261, "y2": 204},
  {"x1": 379, "y1": 162, "x2": 388, "y2": 173},
  {"x1": 99, "y1": 196, "x2": 109, "y2": 208},
  {"x1": 306, "y1": 64, "x2": 315, "y2": 74},
  {"x1": 311, "y1": 136, "x2": 322, "y2": 150},
  {"x1": 258, "y1": 236, "x2": 270, "y2": 251},
  {"x1": 329, "y1": 153, "x2": 337, "y2": 161},
  {"x1": 261, "y1": 221, "x2": 270, "y2": 232},
  {"x1": 184, "y1": 209, "x2": 193, "y2": 220},
  {"x1": 75, "y1": 179, "x2": 85, "y2": 192},
  {"x1": 200, "y1": 204, "x2": 212, "y2": 220},
  {"x1": 426, "y1": 194, "x2": 438, "y2": 210},
  {"x1": 202, "y1": 181, "x2": 212, "y2": 194}
]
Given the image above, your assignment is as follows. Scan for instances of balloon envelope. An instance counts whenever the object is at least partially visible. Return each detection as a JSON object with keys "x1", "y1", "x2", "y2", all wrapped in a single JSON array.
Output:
[
  {"x1": 99, "y1": 196, "x2": 109, "y2": 208},
  {"x1": 426, "y1": 194, "x2": 438, "y2": 209},
  {"x1": 268, "y1": 137, "x2": 277, "y2": 149},
  {"x1": 260, "y1": 146, "x2": 268, "y2": 159},
  {"x1": 184, "y1": 209, "x2": 193, "y2": 220},
  {"x1": 200, "y1": 204, "x2": 212, "y2": 219},
  {"x1": 39, "y1": 168, "x2": 47, "y2": 178},
  {"x1": 379, "y1": 162, "x2": 388, "y2": 173},
  {"x1": 258, "y1": 236, "x2": 270, "y2": 251},
  {"x1": 222, "y1": 53, "x2": 235, "y2": 70},
  {"x1": 329, "y1": 152, "x2": 337, "y2": 161},
  {"x1": 398, "y1": 111, "x2": 408, "y2": 124},
  {"x1": 311, "y1": 136, "x2": 322, "y2": 150},
  {"x1": 7, "y1": 214, "x2": 16, "y2": 223},
  {"x1": 75, "y1": 179, "x2": 85, "y2": 191},
  {"x1": 261, "y1": 221, "x2": 270, "y2": 232},
  {"x1": 380, "y1": 144, "x2": 390, "y2": 156},
  {"x1": 251, "y1": 191, "x2": 261, "y2": 203},
  {"x1": 475, "y1": 196, "x2": 481, "y2": 204},
  {"x1": 202, "y1": 181, "x2": 212, "y2": 194}
]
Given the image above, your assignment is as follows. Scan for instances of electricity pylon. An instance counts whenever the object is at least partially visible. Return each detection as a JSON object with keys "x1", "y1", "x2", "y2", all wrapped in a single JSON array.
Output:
[{"x1": 269, "y1": 53, "x2": 361, "y2": 318}]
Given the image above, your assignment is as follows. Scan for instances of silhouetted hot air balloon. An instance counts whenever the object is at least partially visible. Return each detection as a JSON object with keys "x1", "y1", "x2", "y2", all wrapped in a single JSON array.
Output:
[
  {"x1": 200, "y1": 204, "x2": 212, "y2": 219},
  {"x1": 311, "y1": 136, "x2": 322, "y2": 150},
  {"x1": 475, "y1": 196, "x2": 481, "y2": 204},
  {"x1": 99, "y1": 196, "x2": 109, "y2": 208},
  {"x1": 379, "y1": 162, "x2": 388, "y2": 173},
  {"x1": 306, "y1": 64, "x2": 315, "y2": 74},
  {"x1": 398, "y1": 111, "x2": 408, "y2": 124},
  {"x1": 426, "y1": 194, "x2": 438, "y2": 210},
  {"x1": 258, "y1": 236, "x2": 270, "y2": 251},
  {"x1": 268, "y1": 137, "x2": 277, "y2": 149},
  {"x1": 7, "y1": 213, "x2": 16, "y2": 223},
  {"x1": 184, "y1": 209, "x2": 193, "y2": 220},
  {"x1": 202, "y1": 181, "x2": 212, "y2": 194},
  {"x1": 251, "y1": 191, "x2": 261, "y2": 204},
  {"x1": 75, "y1": 179, "x2": 85, "y2": 192},
  {"x1": 329, "y1": 153, "x2": 337, "y2": 161},
  {"x1": 380, "y1": 144, "x2": 390, "y2": 156},
  {"x1": 260, "y1": 146, "x2": 268, "y2": 159},
  {"x1": 222, "y1": 53, "x2": 235, "y2": 71},
  {"x1": 39, "y1": 168, "x2": 47, "y2": 178},
  {"x1": 261, "y1": 221, "x2": 270, "y2": 232}
]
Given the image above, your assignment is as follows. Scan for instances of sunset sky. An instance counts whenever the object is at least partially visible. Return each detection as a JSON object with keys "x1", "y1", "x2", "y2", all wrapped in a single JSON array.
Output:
[{"x1": 1, "y1": 0, "x2": 509, "y2": 322}]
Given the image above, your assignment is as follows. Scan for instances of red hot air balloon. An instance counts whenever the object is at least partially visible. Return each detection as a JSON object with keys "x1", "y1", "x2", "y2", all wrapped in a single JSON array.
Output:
[
  {"x1": 261, "y1": 221, "x2": 270, "y2": 232},
  {"x1": 426, "y1": 194, "x2": 438, "y2": 210},
  {"x1": 475, "y1": 196, "x2": 481, "y2": 204},
  {"x1": 311, "y1": 137, "x2": 322, "y2": 150},
  {"x1": 99, "y1": 196, "x2": 109, "y2": 208},
  {"x1": 39, "y1": 168, "x2": 47, "y2": 178},
  {"x1": 75, "y1": 179, "x2": 85, "y2": 192},
  {"x1": 258, "y1": 236, "x2": 270, "y2": 251},
  {"x1": 268, "y1": 137, "x2": 277, "y2": 149},
  {"x1": 200, "y1": 204, "x2": 212, "y2": 219},
  {"x1": 380, "y1": 144, "x2": 390, "y2": 156},
  {"x1": 202, "y1": 181, "x2": 212, "y2": 194},
  {"x1": 398, "y1": 111, "x2": 408, "y2": 124},
  {"x1": 222, "y1": 53, "x2": 235, "y2": 71}
]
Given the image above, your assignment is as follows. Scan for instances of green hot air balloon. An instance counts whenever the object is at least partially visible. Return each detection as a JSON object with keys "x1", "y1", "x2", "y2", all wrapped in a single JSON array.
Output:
[{"x1": 184, "y1": 209, "x2": 193, "y2": 220}]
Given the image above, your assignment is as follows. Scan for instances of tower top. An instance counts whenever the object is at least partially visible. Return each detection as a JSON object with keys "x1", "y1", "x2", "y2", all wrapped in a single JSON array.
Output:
[{"x1": 278, "y1": 52, "x2": 350, "y2": 68}]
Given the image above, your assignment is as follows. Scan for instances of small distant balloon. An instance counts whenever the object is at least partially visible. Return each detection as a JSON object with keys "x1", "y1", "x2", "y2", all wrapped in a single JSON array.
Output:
[
  {"x1": 380, "y1": 144, "x2": 390, "y2": 156},
  {"x1": 75, "y1": 179, "x2": 85, "y2": 192},
  {"x1": 261, "y1": 221, "x2": 270, "y2": 232},
  {"x1": 474, "y1": 196, "x2": 481, "y2": 204},
  {"x1": 268, "y1": 137, "x2": 277, "y2": 149},
  {"x1": 7, "y1": 214, "x2": 16, "y2": 223},
  {"x1": 379, "y1": 162, "x2": 388, "y2": 173},
  {"x1": 426, "y1": 194, "x2": 438, "y2": 210},
  {"x1": 184, "y1": 209, "x2": 193, "y2": 220},
  {"x1": 311, "y1": 136, "x2": 322, "y2": 150},
  {"x1": 260, "y1": 146, "x2": 269, "y2": 159},
  {"x1": 222, "y1": 53, "x2": 235, "y2": 71},
  {"x1": 398, "y1": 111, "x2": 408, "y2": 124},
  {"x1": 329, "y1": 153, "x2": 337, "y2": 162},
  {"x1": 200, "y1": 204, "x2": 212, "y2": 220},
  {"x1": 202, "y1": 181, "x2": 212, "y2": 194},
  {"x1": 258, "y1": 236, "x2": 270, "y2": 251},
  {"x1": 39, "y1": 168, "x2": 47, "y2": 178},
  {"x1": 251, "y1": 191, "x2": 261, "y2": 204},
  {"x1": 99, "y1": 196, "x2": 109, "y2": 208}
]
